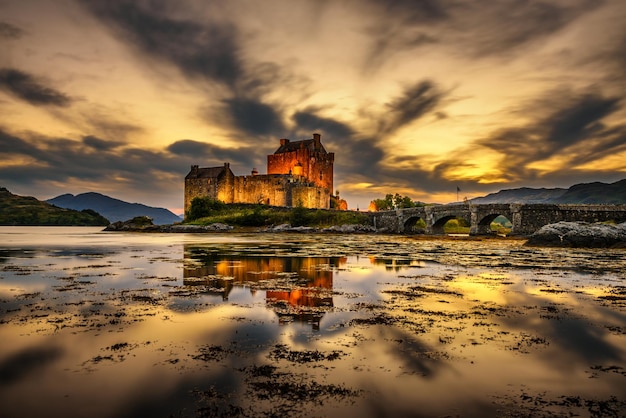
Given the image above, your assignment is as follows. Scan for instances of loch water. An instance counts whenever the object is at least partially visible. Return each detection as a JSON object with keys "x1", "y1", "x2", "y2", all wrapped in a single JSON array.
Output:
[{"x1": 1, "y1": 226, "x2": 625, "y2": 417}]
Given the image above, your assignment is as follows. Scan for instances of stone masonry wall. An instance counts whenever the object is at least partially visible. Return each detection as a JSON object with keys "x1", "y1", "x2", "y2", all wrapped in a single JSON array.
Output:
[
  {"x1": 184, "y1": 170, "x2": 235, "y2": 216},
  {"x1": 233, "y1": 175, "x2": 289, "y2": 206},
  {"x1": 267, "y1": 150, "x2": 334, "y2": 192}
]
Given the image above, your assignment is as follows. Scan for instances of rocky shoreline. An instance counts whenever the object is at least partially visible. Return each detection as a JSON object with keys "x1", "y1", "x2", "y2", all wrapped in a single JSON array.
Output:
[
  {"x1": 103, "y1": 217, "x2": 377, "y2": 234},
  {"x1": 105, "y1": 216, "x2": 626, "y2": 247}
]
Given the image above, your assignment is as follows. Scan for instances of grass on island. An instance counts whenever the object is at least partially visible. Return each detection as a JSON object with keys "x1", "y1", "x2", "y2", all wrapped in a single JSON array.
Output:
[
  {"x1": 185, "y1": 197, "x2": 515, "y2": 234},
  {"x1": 185, "y1": 198, "x2": 370, "y2": 228}
]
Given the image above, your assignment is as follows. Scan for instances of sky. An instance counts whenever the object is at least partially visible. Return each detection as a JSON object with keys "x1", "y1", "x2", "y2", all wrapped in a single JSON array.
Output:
[{"x1": 1, "y1": 0, "x2": 626, "y2": 214}]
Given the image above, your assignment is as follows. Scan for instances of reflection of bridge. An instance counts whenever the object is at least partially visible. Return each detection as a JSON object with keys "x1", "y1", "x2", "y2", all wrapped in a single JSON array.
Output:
[{"x1": 369, "y1": 203, "x2": 626, "y2": 235}]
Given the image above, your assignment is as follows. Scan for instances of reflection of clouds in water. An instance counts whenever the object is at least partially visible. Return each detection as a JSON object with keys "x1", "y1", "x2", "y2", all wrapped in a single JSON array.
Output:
[
  {"x1": 0, "y1": 345, "x2": 64, "y2": 385},
  {"x1": 0, "y1": 229, "x2": 625, "y2": 417}
]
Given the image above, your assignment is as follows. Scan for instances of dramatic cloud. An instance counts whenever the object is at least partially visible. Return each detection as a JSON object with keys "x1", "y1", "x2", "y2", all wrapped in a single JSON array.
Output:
[
  {"x1": 292, "y1": 110, "x2": 355, "y2": 139},
  {"x1": 449, "y1": 89, "x2": 625, "y2": 185},
  {"x1": 80, "y1": 1, "x2": 242, "y2": 88},
  {"x1": 82, "y1": 135, "x2": 124, "y2": 151},
  {"x1": 381, "y1": 80, "x2": 445, "y2": 134},
  {"x1": 0, "y1": 68, "x2": 72, "y2": 107},
  {"x1": 1, "y1": 0, "x2": 625, "y2": 209},
  {"x1": 223, "y1": 98, "x2": 285, "y2": 137},
  {"x1": 167, "y1": 139, "x2": 257, "y2": 168},
  {"x1": 0, "y1": 21, "x2": 24, "y2": 40},
  {"x1": 545, "y1": 94, "x2": 620, "y2": 146}
]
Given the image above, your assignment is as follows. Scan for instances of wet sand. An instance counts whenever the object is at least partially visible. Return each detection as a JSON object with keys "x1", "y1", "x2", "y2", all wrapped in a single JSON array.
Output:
[{"x1": 1, "y1": 227, "x2": 625, "y2": 417}]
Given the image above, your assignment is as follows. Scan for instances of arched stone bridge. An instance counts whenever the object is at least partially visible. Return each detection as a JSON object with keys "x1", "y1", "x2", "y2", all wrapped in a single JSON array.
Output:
[{"x1": 368, "y1": 203, "x2": 626, "y2": 235}]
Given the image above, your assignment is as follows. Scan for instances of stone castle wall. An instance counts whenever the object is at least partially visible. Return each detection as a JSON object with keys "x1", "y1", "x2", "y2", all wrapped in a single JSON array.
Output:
[
  {"x1": 267, "y1": 150, "x2": 334, "y2": 192},
  {"x1": 184, "y1": 134, "x2": 334, "y2": 217},
  {"x1": 232, "y1": 175, "x2": 329, "y2": 208},
  {"x1": 233, "y1": 175, "x2": 289, "y2": 206},
  {"x1": 184, "y1": 169, "x2": 235, "y2": 214}
]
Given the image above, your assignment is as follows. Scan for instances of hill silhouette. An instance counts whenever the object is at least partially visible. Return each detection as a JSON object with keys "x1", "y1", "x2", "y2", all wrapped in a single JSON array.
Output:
[
  {"x1": 472, "y1": 179, "x2": 626, "y2": 204},
  {"x1": 0, "y1": 187, "x2": 109, "y2": 226},
  {"x1": 47, "y1": 192, "x2": 181, "y2": 225}
]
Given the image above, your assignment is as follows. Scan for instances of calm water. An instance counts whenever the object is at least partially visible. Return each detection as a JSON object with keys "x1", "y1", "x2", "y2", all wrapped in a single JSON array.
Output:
[{"x1": 1, "y1": 227, "x2": 625, "y2": 417}]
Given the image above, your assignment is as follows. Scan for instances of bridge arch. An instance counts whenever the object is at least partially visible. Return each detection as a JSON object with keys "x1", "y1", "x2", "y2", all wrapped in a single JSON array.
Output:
[
  {"x1": 474, "y1": 213, "x2": 513, "y2": 235},
  {"x1": 431, "y1": 214, "x2": 471, "y2": 235},
  {"x1": 402, "y1": 215, "x2": 427, "y2": 234}
]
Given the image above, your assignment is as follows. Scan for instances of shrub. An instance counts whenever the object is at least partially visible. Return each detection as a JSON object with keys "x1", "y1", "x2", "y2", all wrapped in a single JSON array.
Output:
[
  {"x1": 289, "y1": 203, "x2": 310, "y2": 227},
  {"x1": 187, "y1": 197, "x2": 225, "y2": 221}
]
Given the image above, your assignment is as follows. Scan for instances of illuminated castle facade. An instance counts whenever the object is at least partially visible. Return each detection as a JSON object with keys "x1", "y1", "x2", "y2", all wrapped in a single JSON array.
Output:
[{"x1": 184, "y1": 133, "x2": 334, "y2": 216}]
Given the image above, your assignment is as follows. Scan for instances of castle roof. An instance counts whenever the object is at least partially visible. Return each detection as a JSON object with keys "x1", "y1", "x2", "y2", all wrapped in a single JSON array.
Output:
[
  {"x1": 274, "y1": 134, "x2": 327, "y2": 155},
  {"x1": 185, "y1": 163, "x2": 232, "y2": 179}
]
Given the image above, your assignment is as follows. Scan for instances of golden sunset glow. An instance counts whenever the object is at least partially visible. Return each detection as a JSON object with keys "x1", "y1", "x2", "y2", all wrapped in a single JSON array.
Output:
[{"x1": 1, "y1": 0, "x2": 625, "y2": 211}]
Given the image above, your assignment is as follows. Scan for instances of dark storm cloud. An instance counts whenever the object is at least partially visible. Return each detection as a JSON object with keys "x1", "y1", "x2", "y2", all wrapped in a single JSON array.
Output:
[
  {"x1": 368, "y1": 87, "x2": 626, "y2": 197},
  {"x1": 82, "y1": 135, "x2": 124, "y2": 151},
  {"x1": 291, "y1": 81, "x2": 446, "y2": 185},
  {"x1": 292, "y1": 110, "x2": 355, "y2": 139},
  {"x1": 460, "y1": 91, "x2": 626, "y2": 183},
  {"x1": 381, "y1": 80, "x2": 445, "y2": 134},
  {"x1": 478, "y1": 92, "x2": 622, "y2": 159},
  {"x1": 168, "y1": 139, "x2": 256, "y2": 168},
  {"x1": 0, "y1": 128, "x2": 42, "y2": 156},
  {"x1": 461, "y1": 1, "x2": 570, "y2": 56},
  {"x1": 0, "y1": 128, "x2": 177, "y2": 188},
  {"x1": 360, "y1": 0, "x2": 446, "y2": 71},
  {"x1": 223, "y1": 98, "x2": 285, "y2": 136},
  {"x1": 546, "y1": 94, "x2": 620, "y2": 145},
  {"x1": 80, "y1": 1, "x2": 293, "y2": 140},
  {"x1": 361, "y1": 0, "x2": 601, "y2": 69},
  {"x1": 84, "y1": 114, "x2": 144, "y2": 142},
  {"x1": 79, "y1": 1, "x2": 242, "y2": 88},
  {"x1": 167, "y1": 139, "x2": 211, "y2": 157},
  {"x1": 0, "y1": 68, "x2": 72, "y2": 107},
  {"x1": 292, "y1": 109, "x2": 384, "y2": 176},
  {"x1": 0, "y1": 128, "x2": 264, "y2": 199},
  {"x1": 369, "y1": 0, "x2": 449, "y2": 24},
  {"x1": 0, "y1": 21, "x2": 24, "y2": 40}
]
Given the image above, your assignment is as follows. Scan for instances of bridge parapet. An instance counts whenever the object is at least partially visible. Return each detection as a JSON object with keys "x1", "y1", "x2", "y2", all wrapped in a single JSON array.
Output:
[
  {"x1": 513, "y1": 204, "x2": 626, "y2": 235},
  {"x1": 366, "y1": 203, "x2": 626, "y2": 235}
]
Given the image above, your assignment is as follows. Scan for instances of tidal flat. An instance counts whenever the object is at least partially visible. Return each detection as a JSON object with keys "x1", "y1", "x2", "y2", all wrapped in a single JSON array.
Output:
[{"x1": 1, "y1": 227, "x2": 625, "y2": 417}]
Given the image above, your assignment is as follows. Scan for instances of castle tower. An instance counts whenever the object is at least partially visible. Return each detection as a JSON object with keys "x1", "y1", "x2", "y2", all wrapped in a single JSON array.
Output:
[{"x1": 267, "y1": 133, "x2": 334, "y2": 192}]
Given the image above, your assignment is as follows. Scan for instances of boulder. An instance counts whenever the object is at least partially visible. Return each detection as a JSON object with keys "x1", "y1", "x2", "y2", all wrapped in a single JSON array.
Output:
[
  {"x1": 322, "y1": 224, "x2": 377, "y2": 233},
  {"x1": 264, "y1": 224, "x2": 318, "y2": 233},
  {"x1": 161, "y1": 223, "x2": 234, "y2": 232},
  {"x1": 104, "y1": 217, "x2": 234, "y2": 232},
  {"x1": 525, "y1": 221, "x2": 626, "y2": 247},
  {"x1": 104, "y1": 216, "x2": 159, "y2": 231}
]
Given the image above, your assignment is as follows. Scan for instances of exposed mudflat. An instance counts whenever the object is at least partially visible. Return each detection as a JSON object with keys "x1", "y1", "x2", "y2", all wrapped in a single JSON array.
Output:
[{"x1": 1, "y1": 227, "x2": 625, "y2": 417}]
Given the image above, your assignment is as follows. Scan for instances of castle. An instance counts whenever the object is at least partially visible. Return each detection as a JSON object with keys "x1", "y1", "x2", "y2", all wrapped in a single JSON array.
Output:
[{"x1": 184, "y1": 133, "x2": 334, "y2": 216}]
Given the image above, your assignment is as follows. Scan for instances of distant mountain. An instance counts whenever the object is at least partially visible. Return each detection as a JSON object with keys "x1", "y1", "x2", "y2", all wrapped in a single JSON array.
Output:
[
  {"x1": 0, "y1": 187, "x2": 109, "y2": 226},
  {"x1": 47, "y1": 192, "x2": 181, "y2": 225},
  {"x1": 472, "y1": 179, "x2": 626, "y2": 204},
  {"x1": 471, "y1": 187, "x2": 566, "y2": 204},
  {"x1": 555, "y1": 179, "x2": 626, "y2": 204}
]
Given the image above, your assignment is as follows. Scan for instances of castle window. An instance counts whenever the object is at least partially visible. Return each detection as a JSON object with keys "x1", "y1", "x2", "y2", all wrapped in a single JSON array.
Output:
[{"x1": 319, "y1": 171, "x2": 323, "y2": 180}]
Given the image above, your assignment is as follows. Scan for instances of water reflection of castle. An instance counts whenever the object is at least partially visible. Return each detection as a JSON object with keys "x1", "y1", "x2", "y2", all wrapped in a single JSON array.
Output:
[{"x1": 183, "y1": 246, "x2": 346, "y2": 329}]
